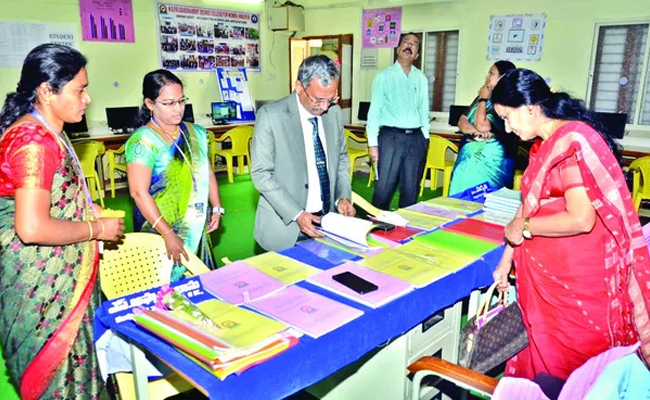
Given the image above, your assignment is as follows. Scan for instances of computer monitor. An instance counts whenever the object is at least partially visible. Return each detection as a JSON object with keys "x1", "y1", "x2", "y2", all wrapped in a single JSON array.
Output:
[
  {"x1": 448, "y1": 105, "x2": 469, "y2": 127},
  {"x1": 182, "y1": 103, "x2": 194, "y2": 123},
  {"x1": 63, "y1": 114, "x2": 88, "y2": 134},
  {"x1": 357, "y1": 101, "x2": 371, "y2": 121},
  {"x1": 594, "y1": 112, "x2": 627, "y2": 139},
  {"x1": 105, "y1": 106, "x2": 139, "y2": 133},
  {"x1": 211, "y1": 102, "x2": 237, "y2": 125}
]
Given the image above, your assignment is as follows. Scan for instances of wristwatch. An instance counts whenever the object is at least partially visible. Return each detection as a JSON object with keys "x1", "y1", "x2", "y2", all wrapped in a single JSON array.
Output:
[
  {"x1": 477, "y1": 98, "x2": 488, "y2": 103},
  {"x1": 212, "y1": 206, "x2": 226, "y2": 216},
  {"x1": 522, "y1": 217, "x2": 532, "y2": 239}
]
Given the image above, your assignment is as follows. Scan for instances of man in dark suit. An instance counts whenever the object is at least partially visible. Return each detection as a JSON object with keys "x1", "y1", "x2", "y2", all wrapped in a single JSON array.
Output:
[{"x1": 251, "y1": 55, "x2": 356, "y2": 251}]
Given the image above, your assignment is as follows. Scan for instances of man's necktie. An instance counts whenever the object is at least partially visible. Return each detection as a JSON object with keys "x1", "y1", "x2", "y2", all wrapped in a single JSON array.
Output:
[{"x1": 308, "y1": 117, "x2": 330, "y2": 214}]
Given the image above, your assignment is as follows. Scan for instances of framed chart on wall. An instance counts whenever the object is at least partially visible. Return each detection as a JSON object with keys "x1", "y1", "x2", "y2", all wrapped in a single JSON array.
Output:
[
  {"x1": 155, "y1": 2, "x2": 260, "y2": 72},
  {"x1": 487, "y1": 13, "x2": 546, "y2": 62}
]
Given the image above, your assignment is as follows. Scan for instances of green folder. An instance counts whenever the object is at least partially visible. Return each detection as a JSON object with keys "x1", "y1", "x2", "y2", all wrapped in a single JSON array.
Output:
[
  {"x1": 134, "y1": 312, "x2": 222, "y2": 361},
  {"x1": 413, "y1": 229, "x2": 498, "y2": 259}
]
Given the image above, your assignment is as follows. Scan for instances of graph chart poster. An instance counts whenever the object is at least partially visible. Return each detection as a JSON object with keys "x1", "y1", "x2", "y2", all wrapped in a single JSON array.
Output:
[
  {"x1": 157, "y1": 2, "x2": 260, "y2": 72},
  {"x1": 216, "y1": 68, "x2": 255, "y2": 121},
  {"x1": 361, "y1": 7, "x2": 402, "y2": 48},
  {"x1": 79, "y1": 0, "x2": 135, "y2": 43},
  {"x1": 487, "y1": 13, "x2": 546, "y2": 62}
]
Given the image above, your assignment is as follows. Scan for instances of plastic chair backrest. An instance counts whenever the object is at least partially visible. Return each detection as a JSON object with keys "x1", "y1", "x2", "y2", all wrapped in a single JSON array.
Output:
[
  {"x1": 72, "y1": 140, "x2": 105, "y2": 176},
  {"x1": 630, "y1": 156, "x2": 650, "y2": 198},
  {"x1": 427, "y1": 135, "x2": 458, "y2": 169},
  {"x1": 344, "y1": 129, "x2": 367, "y2": 145},
  {"x1": 99, "y1": 232, "x2": 210, "y2": 300},
  {"x1": 221, "y1": 126, "x2": 254, "y2": 156}
]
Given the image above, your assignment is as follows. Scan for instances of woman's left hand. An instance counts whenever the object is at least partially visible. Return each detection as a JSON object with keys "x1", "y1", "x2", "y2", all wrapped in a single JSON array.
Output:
[
  {"x1": 478, "y1": 84, "x2": 491, "y2": 99},
  {"x1": 505, "y1": 217, "x2": 525, "y2": 246},
  {"x1": 207, "y1": 212, "x2": 221, "y2": 233}
]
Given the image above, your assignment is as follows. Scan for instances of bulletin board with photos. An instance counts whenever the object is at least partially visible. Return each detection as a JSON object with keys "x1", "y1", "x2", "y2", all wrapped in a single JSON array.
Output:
[{"x1": 156, "y1": 2, "x2": 261, "y2": 71}]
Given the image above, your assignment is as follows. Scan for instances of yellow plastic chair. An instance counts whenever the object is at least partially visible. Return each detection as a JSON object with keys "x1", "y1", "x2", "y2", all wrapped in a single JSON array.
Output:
[
  {"x1": 367, "y1": 159, "x2": 376, "y2": 187},
  {"x1": 344, "y1": 129, "x2": 370, "y2": 180},
  {"x1": 107, "y1": 144, "x2": 127, "y2": 198},
  {"x1": 629, "y1": 156, "x2": 650, "y2": 211},
  {"x1": 72, "y1": 140, "x2": 105, "y2": 207},
  {"x1": 211, "y1": 125, "x2": 254, "y2": 183},
  {"x1": 419, "y1": 135, "x2": 458, "y2": 197},
  {"x1": 99, "y1": 232, "x2": 211, "y2": 400},
  {"x1": 513, "y1": 146, "x2": 529, "y2": 191}
]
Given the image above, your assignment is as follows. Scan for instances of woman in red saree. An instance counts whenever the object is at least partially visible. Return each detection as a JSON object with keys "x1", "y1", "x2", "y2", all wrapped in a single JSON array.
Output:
[
  {"x1": 0, "y1": 44, "x2": 124, "y2": 399},
  {"x1": 490, "y1": 69, "x2": 650, "y2": 382}
]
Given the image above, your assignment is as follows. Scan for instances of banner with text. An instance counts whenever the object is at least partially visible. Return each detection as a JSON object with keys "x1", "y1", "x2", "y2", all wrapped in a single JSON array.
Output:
[
  {"x1": 487, "y1": 13, "x2": 546, "y2": 62},
  {"x1": 0, "y1": 21, "x2": 77, "y2": 68},
  {"x1": 156, "y1": 2, "x2": 260, "y2": 72}
]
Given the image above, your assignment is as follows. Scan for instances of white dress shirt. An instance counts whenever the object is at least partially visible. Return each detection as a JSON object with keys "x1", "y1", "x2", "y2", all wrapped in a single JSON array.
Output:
[{"x1": 296, "y1": 95, "x2": 329, "y2": 214}]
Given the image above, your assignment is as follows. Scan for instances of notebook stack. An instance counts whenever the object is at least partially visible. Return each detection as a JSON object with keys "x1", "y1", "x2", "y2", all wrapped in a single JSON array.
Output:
[
  {"x1": 481, "y1": 188, "x2": 522, "y2": 226},
  {"x1": 133, "y1": 287, "x2": 300, "y2": 379}
]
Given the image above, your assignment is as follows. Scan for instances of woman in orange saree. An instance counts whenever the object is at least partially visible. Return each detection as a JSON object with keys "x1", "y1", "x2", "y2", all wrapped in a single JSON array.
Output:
[
  {"x1": 0, "y1": 44, "x2": 124, "y2": 400},
  {"x1": 490, "y1": 68, "x2": 650, "y2": 382}
]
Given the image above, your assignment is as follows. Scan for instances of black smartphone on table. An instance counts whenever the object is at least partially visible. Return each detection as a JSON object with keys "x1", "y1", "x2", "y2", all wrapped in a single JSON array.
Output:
[
  {"x1": 332, "y1": 271, "x2": 378, "y2": 294},
  {"x1": 371, "y1": 221, "x2": 396, "y2": 232}
]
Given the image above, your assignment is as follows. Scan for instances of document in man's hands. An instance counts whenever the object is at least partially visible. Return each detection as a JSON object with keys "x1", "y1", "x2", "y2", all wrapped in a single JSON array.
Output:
[{"x1": 317, "y1": 213, "x2": 376, "y2": 248}]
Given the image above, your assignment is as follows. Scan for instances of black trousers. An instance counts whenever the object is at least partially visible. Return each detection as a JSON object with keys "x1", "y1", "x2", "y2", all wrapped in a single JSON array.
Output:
[{"x1": 371, "y1": 127, "x2": 427, "y2": 210}]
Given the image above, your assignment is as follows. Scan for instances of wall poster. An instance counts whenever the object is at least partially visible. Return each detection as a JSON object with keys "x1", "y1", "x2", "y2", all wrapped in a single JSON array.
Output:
[
  {"x1": 156, "y1": 2, "x2": 260, "y2": 72},
  {"x1": 216, "y1": 67, "x2": 255, "y2": 122},
  {"x1": 79, "y1": 0, "x2": 135, "y2": 42},
  {"x1": 0, "y1": 21, "x2": 77, "y2": 68},
  {"x1": 487, "y1": 13, "x2": 546, "y2": 62},
  {"x1": 361, "y1": 7, "x2": 402, "y2": 48}
]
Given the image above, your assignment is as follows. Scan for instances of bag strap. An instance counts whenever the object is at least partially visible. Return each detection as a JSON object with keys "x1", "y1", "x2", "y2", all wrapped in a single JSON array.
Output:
[{"x1": 476, "y1": 282, "x2": 508, "y2": 319}]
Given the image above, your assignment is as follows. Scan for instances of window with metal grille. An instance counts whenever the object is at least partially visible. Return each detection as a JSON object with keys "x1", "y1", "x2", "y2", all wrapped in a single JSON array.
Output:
[
  {"x1": 588, "y1": 23, "x2": 650, "y2": 125},
  {"x1": 393, "y1": 30, "x2": 459, "y2": 112}
]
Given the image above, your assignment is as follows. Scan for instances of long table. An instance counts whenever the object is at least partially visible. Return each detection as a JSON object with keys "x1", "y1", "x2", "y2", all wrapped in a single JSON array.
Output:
[{"x1": 94, "y1": 220, "x2": 504, "y2": 400}]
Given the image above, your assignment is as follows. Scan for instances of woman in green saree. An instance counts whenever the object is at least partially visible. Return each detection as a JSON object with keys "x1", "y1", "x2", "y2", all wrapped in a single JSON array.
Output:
[
  {"x1": 0, "y1": 44, "x2": 124, "y2": 400},
  {"x1": 126, "y1": 70, "x2": 222, "y2": 273},
  {"x1": 448, "y1": 60, "x2": 519, "y2": 195}
]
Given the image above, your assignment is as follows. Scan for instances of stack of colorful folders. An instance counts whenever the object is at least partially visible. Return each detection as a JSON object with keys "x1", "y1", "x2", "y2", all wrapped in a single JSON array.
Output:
[
  {"x1": 133, "y1": 286, "x2": 299, "y2": 380},
  {"x1": 482, "y1": 188, "x2": 522, "y2": 226}
]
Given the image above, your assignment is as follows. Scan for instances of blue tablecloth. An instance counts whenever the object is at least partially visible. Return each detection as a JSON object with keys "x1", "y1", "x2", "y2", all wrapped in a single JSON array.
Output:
[
  {"x1": 94, "y1": 241, "x2": 503, "y2": 400},
  {"x1": 95, "y1": 186, "x2": 503, "y2": 399}
]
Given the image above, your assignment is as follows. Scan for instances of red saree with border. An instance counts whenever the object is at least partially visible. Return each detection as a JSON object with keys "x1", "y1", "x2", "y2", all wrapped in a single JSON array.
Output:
[
  {"x1": 507, "y1": 121, "x2": 650, "y2": 381},
  {"x1": 0, "y1": 122, "x2": 102, "y2": 400}
]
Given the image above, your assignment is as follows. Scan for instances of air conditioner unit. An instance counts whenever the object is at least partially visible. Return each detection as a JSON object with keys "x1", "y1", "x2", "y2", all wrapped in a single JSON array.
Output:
[{"x1": 268, "y1": 6, "x2": 305, "y2": 32}]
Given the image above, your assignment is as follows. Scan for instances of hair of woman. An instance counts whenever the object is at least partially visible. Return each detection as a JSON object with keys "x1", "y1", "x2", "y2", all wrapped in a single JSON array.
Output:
[
  {"x1": 0, "y1": 44, "x2": 87, "y2": 133},
  {"x1": 135, "y1": 69, "x2": 184, "y2": 127},
  {"x1": 493, "y1": 60, "x2": 516, "y2": 76},
  {"x1": 491, "y1": 68, "x2": 621, "y2": 159}
]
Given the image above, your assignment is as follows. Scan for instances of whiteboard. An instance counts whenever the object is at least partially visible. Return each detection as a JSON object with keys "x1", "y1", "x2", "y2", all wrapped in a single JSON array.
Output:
[{"x1": 0, "y1": 21, "x2": 77, "y2": 68}]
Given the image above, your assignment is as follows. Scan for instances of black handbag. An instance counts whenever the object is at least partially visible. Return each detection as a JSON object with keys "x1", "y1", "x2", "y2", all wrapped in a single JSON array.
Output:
[{"x1": 458, "y1": 282, "x2": 529, "y2": 373}]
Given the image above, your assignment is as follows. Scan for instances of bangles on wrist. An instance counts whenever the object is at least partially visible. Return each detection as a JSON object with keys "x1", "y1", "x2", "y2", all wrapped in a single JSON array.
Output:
[{"x1": 86, "y1": 220, "x2": 93, "y2": 241}]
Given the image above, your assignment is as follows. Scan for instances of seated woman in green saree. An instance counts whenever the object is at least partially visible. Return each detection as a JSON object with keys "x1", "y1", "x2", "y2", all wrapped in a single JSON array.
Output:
[
  {"x1": 449, "y1": 61, "x2": 519, "y2": 195},
  {"x1": 126, "y1": 70, "x2": 222, "y2": 273},
  {"x1": 0, "y1": 44, "x2": 124, "y2": 400}
]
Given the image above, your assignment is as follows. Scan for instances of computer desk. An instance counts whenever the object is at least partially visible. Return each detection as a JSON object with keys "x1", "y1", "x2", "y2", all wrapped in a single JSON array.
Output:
[
  {"x1": 68, "y1": 122, "x2": 252, "y2": 194},
  {"x1": 95, "y1": 215, "x2": 504, "y2": 400}
]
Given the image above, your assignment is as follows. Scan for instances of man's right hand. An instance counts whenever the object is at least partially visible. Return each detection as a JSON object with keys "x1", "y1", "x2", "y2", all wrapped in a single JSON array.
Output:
[
  {"x1": 296, "y1": 211, "x2": 323, "y2": 238},
  {"x1": 369, "y1": 146, "x2": 379, "y2": 164}
]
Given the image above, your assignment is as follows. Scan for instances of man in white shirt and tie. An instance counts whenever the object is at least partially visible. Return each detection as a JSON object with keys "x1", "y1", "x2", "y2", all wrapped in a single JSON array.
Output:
[{"x1": 251, "y1": 55, "x2": 356, "y2": 251}]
